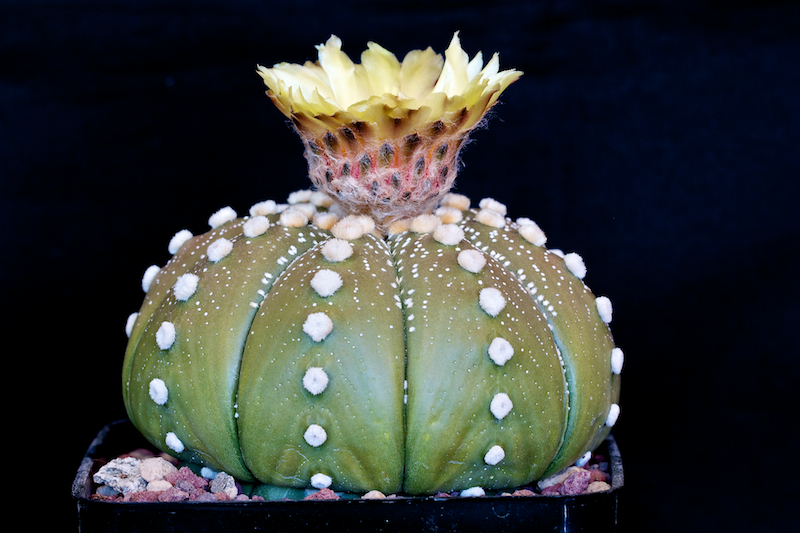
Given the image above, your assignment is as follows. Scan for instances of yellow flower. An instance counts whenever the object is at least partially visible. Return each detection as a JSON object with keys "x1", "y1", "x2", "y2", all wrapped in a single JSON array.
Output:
[{"x1": 257, "y1": 33, "x2": 521, "y2": 228}]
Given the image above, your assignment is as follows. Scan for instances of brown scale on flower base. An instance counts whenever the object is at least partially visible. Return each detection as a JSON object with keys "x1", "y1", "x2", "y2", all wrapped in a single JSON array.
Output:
[{"x1": 122, "y1": 35, "x2": 621, "y2": 497}]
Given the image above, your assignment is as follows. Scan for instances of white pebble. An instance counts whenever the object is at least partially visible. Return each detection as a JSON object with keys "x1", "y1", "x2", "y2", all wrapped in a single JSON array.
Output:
[
  {"x1": 564, "y1": 252, "x2": 587, "y2": 279},
  {"x1": 250, "y1": 200, "x2": 277, "y2": 216},
  {"x1": 209, "y1": 206, "x2": 237, "y2": 228},
  {"x1": 156, "y1": 321, "x2": 176, "y2": 350},
  {"x1": 518, "y1": 222, "x2": 547, "y2": 246},
  {"x1": 410, "y1": 214, "x2": 441, "y2": 233},
  {"x1": 142, "y1": 265, "x2": 161, "y2": 292},
  {"x1": 310, "y1": 473, "x2": 333, "y2": 489},
  {"x1": 303, "y1": 312, "x2": 333, "y2": 342},
  {"x1": 321, "y1": 238, "x2": 353, "y2": 262},
  {"x1": 596, "y1": 296, "x2": 613, "y2": 323},
  {"x1": 490, "y1": 392, "x2": 513, "y2": 420},
  {"x1": 475, "y1": 208, "x2": 505, "y2": 228},
  {"x1": 243, "y1": 215, "x2": 269, "y2": 237},
  {"x1": 304, "y1": 424, "x2": 327, "y2": 447},
  {"x1": 479, "y1": 197, "x2": 507, "y2": 216},
  {"x1": 460, "y1": 486, "x2": 485, "y2": 498},
  {"x1": 479, "y1": 287, "x2": 506, "y2": 317},
  {"x1": 611, "y1": 347, "x2": 624, "y2": 374},
  {"x1": 148, "y1": 378, "x2": 169, "y2": 405},
  {"x1": 125, "y1": 312, "x2": 138, "y2": 338},
  {"x1": 310, "y1": 269, "x2": 343, "y2": 297},
  {"x1": 432, "y1": 223, "x2": 464, "y2": 246},
  {"x1": 279, "y1": 207, "x2": 309, "y2": 228},
  {"x1": 168, "y1": 229, "x2": 193, "y2": 254},
  {"x1": 303, "y1": 367, "x2": 329, "y2": 395},
  {"x1": 488, "y1": 337, "x2": 514, "y2": 366},
  {"x1": 165, "y1": 432, "x2": 185, "y2": 453},
  {"x1": 606, "y1": 403, "x2": 620, "y2": 427},
  {"x1": 484, "y1": 445, "x2": 505, "y2": 465},
  {"x1": 207, "y1": 238, "x2": 233, "y2": 262},
  {"x1": 173, "y1": 273, "x2": 199, "y2": 301},
  {"x1": 457, "y1": 249, "x2": 487, "y2": 273},
  {"x1": 440, "y1": 192, "x2": 470, "y2": 211}
]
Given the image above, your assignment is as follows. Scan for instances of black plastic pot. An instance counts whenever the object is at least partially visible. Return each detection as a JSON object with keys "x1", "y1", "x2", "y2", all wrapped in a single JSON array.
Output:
[{"x1": 73, "y1": 419, "x2": 623, "y2": 532}]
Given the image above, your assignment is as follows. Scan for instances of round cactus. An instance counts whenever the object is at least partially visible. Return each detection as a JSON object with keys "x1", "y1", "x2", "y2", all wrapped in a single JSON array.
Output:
[{"x1": 122, "y1": 34, "x2": 622, "y2": 496}]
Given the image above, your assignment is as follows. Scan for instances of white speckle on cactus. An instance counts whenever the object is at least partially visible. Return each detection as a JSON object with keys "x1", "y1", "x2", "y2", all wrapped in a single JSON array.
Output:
[
  {"x1": 475, "y1": 208, "x2": 505, "y2": 228},
  {"x1": 279, "y1": 207, "x2": 309, "y2": 228},
  {"x1": 321, "y1": 239, "x2": 353, "y2": 262},
  {"x1": 460, "y1": 486, "x2": 485, "y2": 497},
  {"x1": 490, "y1": 392, "x2": 513, "y2": 420},
  {"x1": 484, "y1": 445, "x2": 506, "y2": 465},
  {"x1": 311, "y1": 269, "x2": 343, "y2": 297},
  {"x1": 243, "y1": 215, "x2": 269, "y2": 237},
  {"x1": 596, "y1": 296, "x2": 613, "y2": 323},
  {"x1": 488, "y1": 337, "x2": 514, "y2": 366},
  {"x1": 310, "y1": 473, "x2": 333, "y2": 489},
  {"x1": 440, "y1": 192, "x2": 470, "y2": 211},
  {"x1": 432, "y1": 224, "x2": 464, "y2": 246},
  {"x1": 208, "y1": 206, "x2": 237, "y2": 228},
  {"x1": 142, "y1": 265, "x2": 160, "y2": 292},
  {"x1": 207, "y1": 238, "x2": 233, "y2": 262},
  {"x1": 250, "y1": 200, "x2": 277, "y2": 216},
  {"x1": 611, "y1": 347, "x2": 624, "y2": 374},
  {"x1": 564, "y1": 252, "x2": 587, "y2": 279},
  {"x1": 331, "y1": 215, "x2": 374, "y2": 240},
  {"x1": 287, "y1": 189, "x2": 314, "y2": 204},
  {"x1": 304, "y1": 424, "x2": 327, "y2": 447},
  {"x1": 173, "y1": 273, "x2": 199, "y2": 301},
  {"x1": 435, "y1": 206, "x2": 463, "y2": 224},
  {"x1": 458, "y1": 249, "x2": 486, "y2": 273},
  {"x1": 312, "y1": 211, "x2": 339, "y2": 230},
  {"x1": 518, "y1": 222, "x2": 547, "y2": 246},
  {"x1": 606, "y1": 403, "x2": 620, "y2": 427},
  {"x1": 479, "y1": 197, "x2": 507, "y2": 216},
  {"x1": 303, "y1": 312, "x2": 334, "y2": 342},
  {"x1": 165, "y1": 432, "x2": 184, "y2": 453},
  {"x1": 148, "y1": 378, "x2": 169, "y2": 405},
  {"x1": 156, "y1": 321, "x2": 176, "y2": 350},
  {"x1": 168, "y1": 229, "x2": 193, "y2": 255},
  {"x1": 479, "y1": 287, "x2": 506, "y2": 317},
  {"x1": 410, "y1": 214, "x2": 441, "y2": 233},
  {"x1": 125, "y1": 312, "x2": 138, "y2": 338},
  {"x1": 576, "y1": 451, "x2": 592, "y2": 467},
  {"x1": 303, "y1": 367, "x2": 329, "y2": 395}
]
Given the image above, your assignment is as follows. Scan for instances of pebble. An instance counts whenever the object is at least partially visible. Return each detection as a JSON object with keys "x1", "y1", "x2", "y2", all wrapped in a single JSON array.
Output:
[
  {"x1": 210, "y1": 472, "x2": 239, "y2": 500},
  {"x1": 146, "y1": 479, "x2": 173, "y2": 492},
  {"x1": 93, "y1": 457, "x2": 146, "y2": 494},
  {"x1": 140, "y1": 457, "x2": 177, "y2": 483},
  {"x1": 304, "y1": 488, "x2": 340, "y2": 500},
  {"x1": 559, "y1": 468, "x2": 591, "y2": 495},
  {"x1": 586, "y1": 481, "x2": 612, "y2": 493}
]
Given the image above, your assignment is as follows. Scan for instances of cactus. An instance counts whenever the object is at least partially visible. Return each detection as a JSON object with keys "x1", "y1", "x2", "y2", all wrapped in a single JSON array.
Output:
[{"x1": 122, "y1": 34, "x2": 622, "y2": 496}]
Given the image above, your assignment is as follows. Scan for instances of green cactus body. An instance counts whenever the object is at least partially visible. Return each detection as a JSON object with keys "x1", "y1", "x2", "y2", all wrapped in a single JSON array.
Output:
[{"x1": 122, "y1": 197, "x2": 621, "y2": 495}]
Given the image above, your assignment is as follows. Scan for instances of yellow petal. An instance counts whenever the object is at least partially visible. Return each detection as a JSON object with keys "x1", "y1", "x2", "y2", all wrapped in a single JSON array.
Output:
[
  {"x1": 432, "y1": 32, "x2": 470, "y2": 96},
  {"x1": 362, "y1": 42, "x2": 402, "y2": 97},
  {"x1": 399, "y1": 47, "x2": 443, "y2": 101}
]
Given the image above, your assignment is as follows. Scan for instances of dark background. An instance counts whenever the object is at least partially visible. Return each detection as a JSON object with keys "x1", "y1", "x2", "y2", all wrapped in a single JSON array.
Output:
[{"x1": 3, "y1": 0, "x2": 798, "y2": 531}]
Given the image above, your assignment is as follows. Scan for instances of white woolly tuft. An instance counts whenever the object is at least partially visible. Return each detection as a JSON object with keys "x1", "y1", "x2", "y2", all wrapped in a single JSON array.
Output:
[
  {"x1": 303, "y1": 312, "x2": 333, "y2": 342},
  {"x1": 310, "y1": 473, "x2": 333, "y2": 489},
  {"x1": 331, "y1": 215, "x2": 374, "y2": 240},
  {"x1": 484, "y1": 445, "x2": 506, "y2": 466},
  {"x1": 207, "y1": 238, "x2": 233, "y2": 262},
  {"x1": 606, "y1": 403, "x2": 620, "y2": 427},
  {"x1": 550, "y1": 248, "x2": 565, "y2": 258},
  {"x1": 310, "y1": 191, "x2": 334, "y2": 208},
  {"x1": 292, "y1": 203, "x2": 318, "y2": 220},
  {"x1": 243, "y1": 215, "x2": 269, "y2": 237},
  {"x1": 303, "y1": 424, "x2": 327, "y2": 447},
  {"x1": 490, "y1": 392, "x2": 513, "y2": 420},
  {"x1": 168, "y1": 229, "x2": 193, "y2": 255},
  {"x1": 156, "y1": 321, "x2": 176, "y2": 350},
  {"x1": 387, "y1": 218, "x2": 412, "y2": 235},
  {"x1": 312, "y1": 211, "x2": 339, "y2": 230},
  {"x1": 611, "y1": 347, "x2": 624, "y2": 375},
  {"x1": 479, "y1": 197, "x2": 507, "y2": 216},
  {"x1": 165, "y1": 432, "x2": 184, "y2": 453},
  {"x1": 488, "y1": 337, "x2": 514, "y2": 366},
  {"x1": 596, "y1": 296, "x2": 613, "y2": 323},
  {"x1": 435, "y1": 206, "x2": 463, "y2": 224},
  {"x1": 432, "y1": 224, "x2": 464, "y2": 246},
  {"x1": 518, "y1": 222, "x2": 547, "y2": 246},
  {"x1": 321, "y1": 238, "x2": 353, "y2": 262},
  {"x1": 576, "y1": 451, "x2": 592, "y2": 467},
  {"x1": 279, "y1": 207, "x2": 309, "y2": 228},
  {"x1": 460, "y1": 487, "x2": 486, "y2": 498},
  {"x1": 303, "y1": 367, "x2": 329, "y2": 395},
  {"x1": 287, "y1": 189, "x2": 314, "y2": 204},
  {"x1": 457, "y1": 249, "x2": 487, "y2": 273},
  {"x1": 410, "y1": 214, "x2": 441, "y2": 233},
  {"x1": 250, "y1": 200, "x2": 278, "y2": 216},
  {"x1": 440, "y1": 192, "x2": 471, "y2": 211},
  {"x1": 148, "y1": 378, "x2": 169, "y2": 405},
  {"x1": 173, "y1": 273, "x2": 199, "y2": 301},
  {"x1": 564, "y1": 252, "x2": 587, "y2": 279},
  {"x1": 142, "y1": 265, "x2": 161, "y2": 293},
  {"x1": 475, "y1": 208, "x2": 506, "y2": 228},
  {"x1": 479, "y1": 287, "x2": 506, "y2": 317},
  {"x1": 310, "y1": 269, "x2": 343, "y2": 297},
  {"x1": 209, "y1": 206, "x2": 237, "y2": 228},
  {"x1": 125, "y1": 312, "x2": 138, "y2": 338}
]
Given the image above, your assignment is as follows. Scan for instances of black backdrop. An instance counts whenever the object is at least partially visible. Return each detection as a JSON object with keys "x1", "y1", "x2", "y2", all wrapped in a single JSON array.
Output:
[{"x1": 3, "y1": 1, "x2": 798, "y2": 531}]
